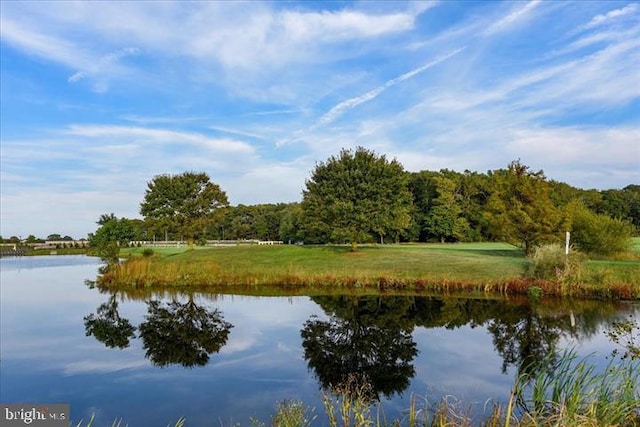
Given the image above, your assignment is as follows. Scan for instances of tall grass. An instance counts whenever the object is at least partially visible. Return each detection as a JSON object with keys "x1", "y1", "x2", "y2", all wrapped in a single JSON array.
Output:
[
  {"x1": 314, "y1": 350, "x2": 640, "y2": 427},
  {"x1": 514, "y1": 350, "x2": 640, "y2": 426},
  {"x1": 528, "y1": 244, "x2": 584, "y2": 282},
  {"x1": 73, "y1": 414, "x2": 185, "y2": 427}
]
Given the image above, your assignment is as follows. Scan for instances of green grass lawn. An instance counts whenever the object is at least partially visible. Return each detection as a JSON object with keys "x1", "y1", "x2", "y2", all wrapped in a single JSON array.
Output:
[
  {"x1": 123, "y1": 242, "x2": 529, "y2": 284},
  {"x1": 111, "y1": 241, "x2": 640, "y2": 299}
]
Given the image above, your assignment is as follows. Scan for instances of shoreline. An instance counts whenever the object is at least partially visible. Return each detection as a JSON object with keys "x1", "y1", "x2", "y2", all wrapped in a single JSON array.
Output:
[{"x1": 95, "y1": 243, "x2": 639, "y2": 300}]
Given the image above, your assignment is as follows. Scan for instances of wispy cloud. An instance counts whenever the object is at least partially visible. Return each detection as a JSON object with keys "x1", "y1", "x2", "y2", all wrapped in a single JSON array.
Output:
[
  {"x1": 64, "y1": 125, "x2": 254, "y2": 153},
  {"x1": 314, "y1": 47, "x2": 465, "y2": 128},
  {"x1": 484, "y1": 0, "x2": 542, "y2": 36},
  {"x1": 120, "y1": 115, "x2": 206, "y2": 125},
  {"x1": 209, "y1": 125, "x2": 268, "y2": 141},
  {"x1": 584, "y1": 3, "x2": 639, "y2": 29},
  {"x1": 0, "y1": 17, "x2": 91, "y2": 70}
]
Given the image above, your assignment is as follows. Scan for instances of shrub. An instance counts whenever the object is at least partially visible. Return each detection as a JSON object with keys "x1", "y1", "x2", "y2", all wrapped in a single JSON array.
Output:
[
  {"x1": 528, "y1": 243, "x2": 584, "y2": 282},
  {"x1": 569, "y1": 202, "x2": 633, "y2": 256},
  {"x1": 142, "y1": 248, "x2": 154, "y2": 258}
]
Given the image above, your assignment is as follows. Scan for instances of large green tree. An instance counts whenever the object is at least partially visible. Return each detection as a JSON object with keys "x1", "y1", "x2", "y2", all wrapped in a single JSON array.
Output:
[
  {"x1": 424, "y1": 175, "x2": 470, "y2": 242},
  {"x1": 484, "y1": 160, "x2": 562, "y2": 255},
  {"x1": 140, "y1": 172, "x2": 228, "y2": 241},
  {"x1": 301, "y1": 147, "x2": 412, "y2": 249}
]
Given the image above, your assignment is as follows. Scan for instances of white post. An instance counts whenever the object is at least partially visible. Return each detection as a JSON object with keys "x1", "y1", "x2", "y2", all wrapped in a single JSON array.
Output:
[{"x1": 565, "y1": 231, "x2": 570, "y2": 256}]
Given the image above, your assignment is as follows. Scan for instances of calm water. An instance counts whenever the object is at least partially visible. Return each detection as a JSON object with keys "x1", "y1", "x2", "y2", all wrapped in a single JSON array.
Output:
[{"x1": 1, "y1": 255, "x2": 637, "y2": 426}]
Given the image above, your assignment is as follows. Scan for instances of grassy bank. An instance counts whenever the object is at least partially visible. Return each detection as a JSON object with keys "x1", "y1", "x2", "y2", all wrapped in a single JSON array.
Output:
[
  {"x1": 28, "y1": 247, "x2": 87, "y2": 256},
  {"x1": 103, "y1": 242, "x2": 640, "y2": 299}
]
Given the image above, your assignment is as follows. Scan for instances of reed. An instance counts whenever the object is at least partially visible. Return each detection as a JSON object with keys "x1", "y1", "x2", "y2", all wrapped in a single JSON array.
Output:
[
  {"x1": 514, "y1": 349, "x2": 640, "y2": 426},
  {"x1": 72, "y1": 360, "x2": 639, "y2": 427},
  {"x1": 271, "y1": 354, "x2": 639, "y2": 426},
  {"x1": 73, "y1": 414, "x2": 185, "y2": 427},
  {"x1": 254, "y1": 350, "x2": 639, "y2": 427}
]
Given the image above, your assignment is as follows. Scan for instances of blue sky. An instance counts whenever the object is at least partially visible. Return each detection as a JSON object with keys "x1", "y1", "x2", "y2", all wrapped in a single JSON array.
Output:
[{"x1": 1, "y1": 1, "x2": 639, "y2": 239}]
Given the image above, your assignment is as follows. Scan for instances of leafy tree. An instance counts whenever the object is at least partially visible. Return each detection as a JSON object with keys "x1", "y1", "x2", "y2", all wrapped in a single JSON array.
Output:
[
  {"x1": 408, "y1": 170, "x2": 439, "y2": 242},
  {"x1": 484, "y1": 160, "x2": 562, "y2": 255},
  {"x1": 455, "y1": 170, "x2": 492, "y2": 241},
  {"x1": 623, "y1": 184, "x2": 640, "y2": 231},
  {"x1": 47, "y1": 233, "x2": 62, "y2": 241},
  {"x1": 278, "y1": 203, "x2": 304, "y2": 243},
  {"x1": 408, "y1": 169, "x2": 489, "y2": 242},
  {"x1": 226, "y1": 204, "x2": 258, "y2": 240},
  {"x1": 302, "y1": 147, "x2": 412, "y2": 249},
  {"x1": 25, "y1": 235, "x2": 43, "y2": 244},
  {"x1": 88, "y1": 214, "x2": 135, "y2": 263},
  {"x1": 218, "y1": 203, "x2": 293, "y2": 242},
  {"x1": 567, "y1": 201, "x2": 633, "y2": 256},
  {"x1": 424, "y1": 175, "x2": 470, "y2": 242},
  {"x1": 140, "y1": 172, "x2": 228, "y2": 242},
  {"x1": 138, "y1": 298, "x2": 232, "y2": 368},
  {"x1": 597, "y1": 185, "x2": 640, "y2": 231}
]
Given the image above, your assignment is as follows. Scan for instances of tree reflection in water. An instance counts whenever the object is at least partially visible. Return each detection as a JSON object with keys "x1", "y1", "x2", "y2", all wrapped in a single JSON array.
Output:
[
  {"x1": 84, "y1": 294, "x2": 232, "y2": 368},
  {"x1": 302, "y1": 295, "x2": 621, "y2": 399},
  {"x1": 301, "y1": 296, "x2": 420, "y2": 401},
  {"x1": 84, "y1": 294, "x2": 136, "y2": 349},
  {"x1": 139, "y1": 298, "x2": 232, "y2": 368}
]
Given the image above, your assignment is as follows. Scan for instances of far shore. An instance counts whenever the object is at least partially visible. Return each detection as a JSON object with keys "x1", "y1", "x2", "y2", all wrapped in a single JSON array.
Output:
[{"x1": 90, "y1": 241, "x2": 640, "y2": 300}]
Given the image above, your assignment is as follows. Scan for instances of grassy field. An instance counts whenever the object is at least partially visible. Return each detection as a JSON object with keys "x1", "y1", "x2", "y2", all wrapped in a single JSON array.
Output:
[
  {"x1": 107, "y1": 241, "x2": 640, "y2": 299},
  {"x1": 123, "y1": 242, "x2": 527, "y2": 280}
]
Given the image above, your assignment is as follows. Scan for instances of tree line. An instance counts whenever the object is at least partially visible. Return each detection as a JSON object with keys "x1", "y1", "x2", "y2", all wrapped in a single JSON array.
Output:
[
  {"x1": 1, "y1": 234, "x2": 81, "y2": 244},
  {"x1": 90, "y1": 147, "x2": 638, "y2": 256}
]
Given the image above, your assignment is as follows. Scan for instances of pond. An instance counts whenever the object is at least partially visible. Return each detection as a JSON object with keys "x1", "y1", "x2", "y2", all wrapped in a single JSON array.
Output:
[{"x1": 0, "y1": 255, "x2": 637, "y2": 426}]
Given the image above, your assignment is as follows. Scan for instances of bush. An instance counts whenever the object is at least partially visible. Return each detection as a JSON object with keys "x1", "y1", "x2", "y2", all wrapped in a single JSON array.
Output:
[
  {"x1": 528, "y1": 243, "x2": 585, "y2": 282},
  {"x1": 142, "y1": 248, "x2": 154, "y2": 258},
  {"x1": 569, "y1": 202, "x2": 633, "y2": 256}
]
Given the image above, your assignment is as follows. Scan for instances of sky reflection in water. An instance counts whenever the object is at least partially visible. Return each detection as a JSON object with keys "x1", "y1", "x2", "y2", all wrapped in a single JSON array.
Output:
[{"x1": 1, "y1": 256, "x2": 636, "y2": 426}]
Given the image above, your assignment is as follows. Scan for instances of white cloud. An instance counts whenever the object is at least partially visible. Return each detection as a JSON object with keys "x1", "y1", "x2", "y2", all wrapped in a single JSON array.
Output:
[
  {"x1": 279, "y1": 10, "x2": 415, "y2": 42},
  {"x1": 585, "y1": 3, "x2": 639, "y2": 29},
  {"x1": 1, "y1": 2, "x2": 422, "y2": 72},
  {"x1": 226, "y1": 162, "x2": 310, "y2": 205},
  {"x1": 506, "y1": 126, "x2": 640, "y2": 168}
]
